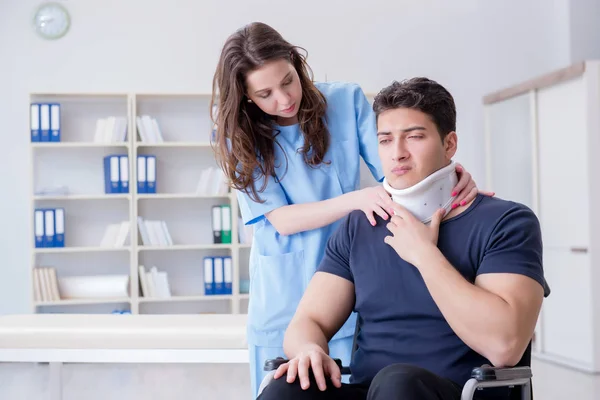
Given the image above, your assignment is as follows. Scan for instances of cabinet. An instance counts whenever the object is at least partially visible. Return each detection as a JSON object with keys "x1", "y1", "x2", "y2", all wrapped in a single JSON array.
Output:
[{"x1": 484, "y1": 61, "x2": 600, "y2": 372}]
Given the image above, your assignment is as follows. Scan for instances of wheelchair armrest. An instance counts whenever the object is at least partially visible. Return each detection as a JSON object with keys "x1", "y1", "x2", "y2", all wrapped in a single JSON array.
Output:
[
  {"x1": 470, "y1": 365, "x2": 532, "y2": 382},
  {"x1": 264, "y1": 357, "x2": 288, "y2": 371},
  {"x1": 264, "y1": 357, "x2": 346, "y2": 372}
]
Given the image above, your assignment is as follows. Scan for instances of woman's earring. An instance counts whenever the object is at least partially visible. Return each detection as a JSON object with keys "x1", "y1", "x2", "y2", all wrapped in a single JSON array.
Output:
[{"x1": 247, "y1": 98, "x2": 253, "y2": 103}]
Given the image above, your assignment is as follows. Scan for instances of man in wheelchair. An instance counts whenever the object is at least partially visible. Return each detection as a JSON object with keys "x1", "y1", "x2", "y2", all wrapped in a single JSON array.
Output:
[{"x1": 257, "y1": 77, "x2": 550, "y2": 400}]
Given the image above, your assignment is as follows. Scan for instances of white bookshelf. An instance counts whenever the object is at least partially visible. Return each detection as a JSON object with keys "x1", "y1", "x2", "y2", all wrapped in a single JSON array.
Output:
[{"x1": 30, "y1": 93, "x2": 252, "y2": 315}]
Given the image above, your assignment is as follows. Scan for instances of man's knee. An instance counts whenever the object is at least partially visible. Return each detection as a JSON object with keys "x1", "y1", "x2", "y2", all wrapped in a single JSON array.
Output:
[
  {"x1": 257, "y1": 376, "x2": 318, "y2": 400},
  {"x1": 367, "y1": 364, "x2": 450, "y2": 400}
]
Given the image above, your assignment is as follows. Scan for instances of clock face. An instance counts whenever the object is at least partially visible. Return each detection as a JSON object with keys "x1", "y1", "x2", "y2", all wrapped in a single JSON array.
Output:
[{"x1": 33, "y1": 3, "x2": 70, "y2": 40}]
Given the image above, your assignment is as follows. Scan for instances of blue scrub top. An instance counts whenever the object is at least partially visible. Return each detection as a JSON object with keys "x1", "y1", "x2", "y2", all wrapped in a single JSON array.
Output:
[{"x1": 237, "y1": 82, "x2": 384, "y2": 347}]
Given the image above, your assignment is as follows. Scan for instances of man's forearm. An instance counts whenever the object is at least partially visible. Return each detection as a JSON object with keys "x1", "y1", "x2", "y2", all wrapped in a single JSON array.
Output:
[
  {"x1": 415, "y1": 249, "x2": 524, "y2": 366},
  {"x1": 283, "y1": 317, "x2": 331, "y2": 359}
]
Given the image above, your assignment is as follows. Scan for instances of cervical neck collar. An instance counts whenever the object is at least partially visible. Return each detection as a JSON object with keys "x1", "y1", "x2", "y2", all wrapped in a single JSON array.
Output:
[{"x1": 383, "y1": 161, "x2": 458, "y2": 224}]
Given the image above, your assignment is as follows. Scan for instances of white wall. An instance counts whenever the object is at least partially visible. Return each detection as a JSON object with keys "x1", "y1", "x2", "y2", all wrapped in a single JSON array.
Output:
[
  {"x1": 0, "y1": 0, "x2": 571, "y2": 314},
  {"x1": 569, "y1": 0, "x2": 600, "y2": 63}
]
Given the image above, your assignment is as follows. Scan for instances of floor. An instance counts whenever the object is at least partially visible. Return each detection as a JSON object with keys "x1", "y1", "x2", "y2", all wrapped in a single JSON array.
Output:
[{"x1": 531, "y1": 358, "x2": 600, "y2": 399}]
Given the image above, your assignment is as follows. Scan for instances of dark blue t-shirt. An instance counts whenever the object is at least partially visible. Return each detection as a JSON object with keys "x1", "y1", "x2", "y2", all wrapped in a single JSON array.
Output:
[{"x1": 317, "y1": 194, "x2": 549, "y2": 388}]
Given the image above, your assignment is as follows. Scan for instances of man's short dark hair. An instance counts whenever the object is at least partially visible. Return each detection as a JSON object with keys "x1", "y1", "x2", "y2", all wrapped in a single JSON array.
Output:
[{"x1": 373, "y1": 77, "x2": 456, "y2": 141}]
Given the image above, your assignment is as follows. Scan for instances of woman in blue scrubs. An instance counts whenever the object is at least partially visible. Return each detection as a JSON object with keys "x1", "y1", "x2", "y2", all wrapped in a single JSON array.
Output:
[{"x1": 211, "y1": 22, "x2": 485, "y2": 397}]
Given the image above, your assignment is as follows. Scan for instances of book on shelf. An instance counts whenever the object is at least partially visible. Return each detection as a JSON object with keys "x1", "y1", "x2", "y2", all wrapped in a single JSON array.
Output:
[
  {"x1": 211, "y1": 204, "x2": 232, "y2": 244},
  {"x1": 221, "y1": 204, "x2": 232, "y2": 243},
  {"x1": 30, "y1": 103, "x2": 60, "y2": 142},
  {"x1": 34, "y1": 208, "x2": 65, "y2": 248},
  {"x1": 139, "y1": 265, "x2": 171, "y2": 298},
  {"x1": 100, "y1": 221, "x2": 130, "y2": 247},
  {"x1": 203, "y1": 256, "x2": 232, "y2": 295},
  {"x1": 33, "y1": 267, "x2": 61, "y2": 302},
  {"x1": 136, "y1": 155, "x2": 157, "y2": 194},
  {"x1": 136, "y1": 115, "x2": 164, "y2": 143},
  {"x1": 93, "y1": 116, "x2": 128, "y2": 143},
  {"x1": 103, "y1": 154, "x2": 130, "y2": 194},
  {"x1": 137, "y1": 217, "x2": 173, "y2": 246}
]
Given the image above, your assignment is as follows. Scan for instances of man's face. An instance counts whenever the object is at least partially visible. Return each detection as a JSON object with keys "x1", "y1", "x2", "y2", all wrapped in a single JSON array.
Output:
[{"x1": 377, "y1": 107, "x2": 457, "y2": 189}]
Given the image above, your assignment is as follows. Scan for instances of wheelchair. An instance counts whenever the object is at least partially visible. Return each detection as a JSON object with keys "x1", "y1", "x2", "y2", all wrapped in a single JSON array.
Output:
[{"x1": 257, "y1": 322, "x2": 534, "y2": 400}]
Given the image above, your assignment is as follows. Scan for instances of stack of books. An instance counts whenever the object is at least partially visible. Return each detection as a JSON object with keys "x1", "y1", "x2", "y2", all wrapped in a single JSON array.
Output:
[
  {"x1": 30, "y1": 103, "x2": 61, "y2": 142},
  {"x1": 33, "y1": 267, "x2": 60, "y2": 302},
  {"x1": 138, "y1": 265, "x2": 172, "y2": 298},
  {"x1": 100, "y1": 221, "x2": 131, "y2": 247},
  {"x1": 203, "y1": 256, "x2": 232, "y2": 295},
  {"x1": 34, "y1": 208, "x2": 65, "y2": 248},
  {"x1": 93, "y1": 116, "x2": 128, "y2": 143},
  {"x1": 136, "y1": 115, "x2": 164, "y2": 143},
  {"x1": 137, "y1": 217, "x2": 174, "y2": 246}
]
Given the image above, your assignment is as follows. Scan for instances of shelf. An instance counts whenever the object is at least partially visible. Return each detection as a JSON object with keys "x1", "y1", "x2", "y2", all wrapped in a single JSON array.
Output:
[
  {"x1": 137, "y1": 244, "x2": 233, "y2": 251},
  {"x1": 34, "y1": 194, "x2": 131, "y2": 201},
  {"x1": 29, "y1": 91, "x2": 248, "y2": 316},
  {"x1": 137, "y1": 193, "x2": 230, "y2": 200},
  {"x1": 32, "y1": 142, "x2": 130, "y2": 149},
  {"x1": 34, "y1": 246, "x2": 131, "y2": 254},
  {"x1": 35, "y1": 297, "x2": 131, "y2": 306},
  {"x1": 135, "y1": 142, "x2": 212, "y2": 148},
  {"x1": 138, "y1": 295, "x2": 233, "y2": 303}
]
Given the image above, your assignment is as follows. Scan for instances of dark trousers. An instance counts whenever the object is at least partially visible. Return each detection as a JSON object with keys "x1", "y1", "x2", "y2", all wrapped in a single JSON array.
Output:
[{"x1": 257, "y1": 363, "x2": 463, "y2": 400}]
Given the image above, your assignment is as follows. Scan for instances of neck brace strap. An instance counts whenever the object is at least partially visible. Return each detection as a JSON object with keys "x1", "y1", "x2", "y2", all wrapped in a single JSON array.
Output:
[{"x1": 383, "y1": 161, "x2": 458, "y2": 224}]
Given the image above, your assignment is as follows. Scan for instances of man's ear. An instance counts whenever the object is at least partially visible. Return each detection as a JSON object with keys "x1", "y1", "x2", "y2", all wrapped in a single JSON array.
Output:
[{"x1": 444, "y1": 131, "x2": 457, "y2": 159}]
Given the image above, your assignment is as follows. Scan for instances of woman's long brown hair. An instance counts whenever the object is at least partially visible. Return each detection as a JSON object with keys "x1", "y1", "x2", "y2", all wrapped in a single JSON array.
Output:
[{"x1": 211, "y1": 22, "x2": 329, "y2": 203}]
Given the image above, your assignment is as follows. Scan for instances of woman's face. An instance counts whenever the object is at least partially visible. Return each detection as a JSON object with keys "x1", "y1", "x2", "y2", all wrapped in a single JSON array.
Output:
[{"x1": 245, "y1": 58, "x2": 303, "y2": 125}]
